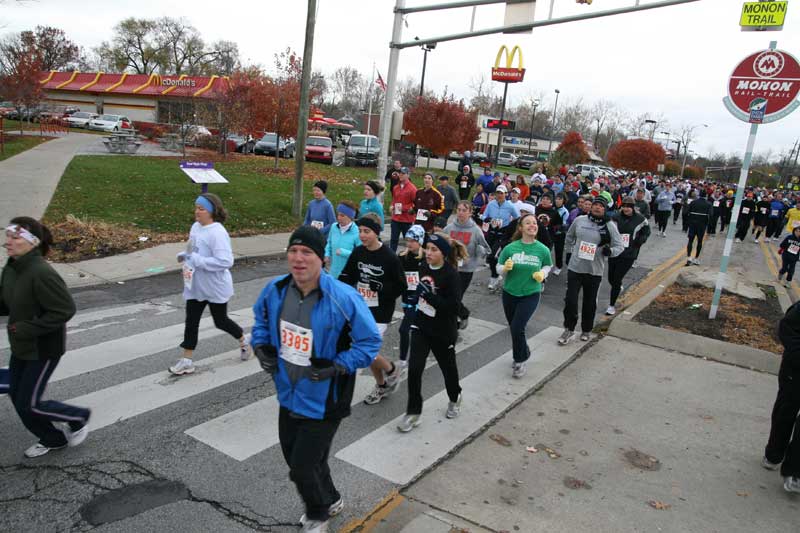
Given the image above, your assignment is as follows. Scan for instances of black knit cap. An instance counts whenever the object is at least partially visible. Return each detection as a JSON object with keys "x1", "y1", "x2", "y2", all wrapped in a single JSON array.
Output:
[
  {"x1": 313, "y1": 180, "x2": 328, "y2": 194},
  {"x1": 288, "y1": 226, "x2": 325, "y2": 260},
  {"x1": 356, "y1": 216, "x2": 383, "y2": 236}
]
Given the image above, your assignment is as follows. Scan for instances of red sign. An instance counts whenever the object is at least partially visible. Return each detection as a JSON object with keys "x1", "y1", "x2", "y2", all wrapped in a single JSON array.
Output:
[
  {"x1": 725, "y1": 48, "x2": 800, "y2": 123},
  {"x1": 491, "y1": 67, "x2": 526, "y2": 83}
]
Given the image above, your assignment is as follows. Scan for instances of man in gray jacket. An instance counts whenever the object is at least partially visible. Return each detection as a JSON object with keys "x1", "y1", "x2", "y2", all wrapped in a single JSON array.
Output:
[
  {"x1": 438, "y1": 175, "x2": 459, "y2": 222},
  {"x1": 559, "y1": 198, "x2": 624, "y2": 345}
]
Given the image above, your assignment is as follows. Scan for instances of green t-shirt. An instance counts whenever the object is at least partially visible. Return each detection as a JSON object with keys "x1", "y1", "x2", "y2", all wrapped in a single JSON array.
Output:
[{"x1": 497, "y1": 239, "x2": 553, "y2": 297}]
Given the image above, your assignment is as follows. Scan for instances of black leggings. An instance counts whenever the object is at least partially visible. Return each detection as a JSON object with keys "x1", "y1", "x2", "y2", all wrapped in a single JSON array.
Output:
[
  {"x1": 767, "y1": 219, "x2": 783, "y2": 239},
  {"x1": 553, "y1": 232, "x2": 566, "y2": 269},
  {"x1": 607, "y1": 257, "x2": 635, "y2": 306},
  {"x1": 181, "y1": 299, "x2": 243, "y2": 350},
  {"x1": 672, "y1": 203, "x2": 682, "y2": 223},
  {"x1": 406, "y1": 329, "x2": 461, "y2": 415},
  {"x1": 458, "y1": 271, "x2": 473, "y2": 320},
  {"x1": 735, "y1": 218, "x2": 753, "y2": 241},
  {"x1": 687, "y1": 224, "x2": 707, "y2": 258},
  {"x1": 655, "y1": 210, "x2": 670, "y2": 233}
]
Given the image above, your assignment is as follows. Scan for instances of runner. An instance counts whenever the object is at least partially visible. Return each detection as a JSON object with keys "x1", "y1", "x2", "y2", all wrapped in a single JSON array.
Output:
[
  {"x1": 684, "y1": 190, "x2": 713, "y2": 266},
  {"x1": 552, "y1": 193, "x2": 570, "y2": 275},
  {"x1": 2, "y1": 217, "x2": 91, "y2": 459},
  {"x1": 438, "y1": 175, "x2": 459, "y2": 222},
  {"x1": 672, "y1": 186, "x2": 685, "y2": 225},
  {"x1": 398, "y1": 233, "x2": 464, "y2": 433},
  {"x1": 767, "y1": 192, "x2": 787, "y2": 243},
  {"x1": 457, "y1": 165, "x2": 475, "y2": 201},
  {"x1": 633, "y1": 188, "x2": 651, "y2": 219},
  {"x1": 412, "y1": 173, "x2": 445, "y2": 233},
  {"x1": 777, "y1": 227, "x2": 800, "y2": 287},
  {"x1": 323, "y1": 201, "x2": 360, "y2": 280},
  {"x1": 785, "y1": 201, "x2": 800, "y2": 236},
  {"x1": 753, "y1": 194, "x2": 771, "y2": 243},
  {"x1": 720, "y1": 190, "x2": 735, "y2": 233},
  {"x1": 515, "y1": 175, "x2": 530, "y2": 201},
  {"x1": 482, "y1": 185, "x2": 521, "y2": 292},
  {"x1": 171, "y1": 194, "x2": 249, "y2": 376},
  {"x1": 398, "y1": 225, "x2": 426, "y2": 370},
  {"x1": 606, "y1": 197, "x2": 650, "y2": 316},
  {"x1": 762, "y1": 300, "x2": 800, "y2": 494},
  {"x1": 384, "y1": 160, "x2": 402, "y2": 199},
  {"x1": 735, "y1": 191, "x2": 757, "y2": 243},
  {"x1": 389, "y1": 167, "x2": 418, "y2": 251},
  {"x1": 445, "y1": 201, "x2": 490, "y2": 329},
  {"x1": 251, "y1": 226, "x2": 382, "y2": 531},
  {"x1": 708, "y1": 188, "x2": 724, "y2": 236},
  {"x1": 339, "y1": 214, "x2": 406, "y2": 406},
  {"x1": 496, "y1": 213, "x2": 553, "y2": 378},
  {"x1": 360, "y1": 180, "x2": 385, "y2": 227},
  {"x1": 303, "y1": 181, "x2": 336, "y2": 236},
  {"x1": 654, "y1": 183, "x2": 675, "y2": 237},
  {"x1": 559, "y1": 198, "x2": 624, "y2": 344},
  {"x1": 471, "y1": 182, "x2": 490, "y2": 222}
]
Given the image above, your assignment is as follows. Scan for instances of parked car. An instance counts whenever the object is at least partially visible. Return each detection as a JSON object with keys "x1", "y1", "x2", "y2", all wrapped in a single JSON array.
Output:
[
  {"x1": 64, "y1": 111, "x2": 99, "y2": 128},
  {"x1": 344, "y1": 134, "x2": 380, "y2": 167},
  {"x1": 515, "y1": 154, "x2": 538, "y2": 170},
  {"x1": 575, "y1": 164, "x2": 602, "y2": 177},
  {"x1": 305, "y1": 135, "x2": 334, "y2": 165},
  {"x1": 495, "y1": 152, "x2": 517, "y2": 166},
  {"x1": 254, "y1": 132, "x2": 295, "y2": 158},
  {"x1": 0, "y1": 101, "x2": 14, "y2": 117},
  {"x1": 471, "y1": 151, "x2": 490, "y2": 165},
  {"x1": 447, "y1": 151, "x2": 462, "y2": 161},
  {"x1": 87, "y1": 114, "x2": 134, "y2": 132}
]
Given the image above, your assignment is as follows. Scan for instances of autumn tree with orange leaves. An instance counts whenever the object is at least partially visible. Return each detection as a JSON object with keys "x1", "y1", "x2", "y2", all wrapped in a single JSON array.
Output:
[
  {"x1": 552, "y1": 131, "x2": 590, "y2": 167},
  {"x1": 403, "y1": 94, "x2": 480, "y2": 171},
  {"x1": 607, "y1": 138, "x2": 666, "y2": 172}
]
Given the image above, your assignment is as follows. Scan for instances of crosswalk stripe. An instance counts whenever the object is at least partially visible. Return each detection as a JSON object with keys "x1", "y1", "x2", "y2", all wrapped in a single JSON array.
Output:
[
  {"x1": 184, "y1": 317, "x2": 506, "y2": 461},
  {"x1": 334, "y1": 326, "x2": 584, "y2": 485},
  {"x1": 50, "y1": 306, "x2": 253, "y2": 383}
]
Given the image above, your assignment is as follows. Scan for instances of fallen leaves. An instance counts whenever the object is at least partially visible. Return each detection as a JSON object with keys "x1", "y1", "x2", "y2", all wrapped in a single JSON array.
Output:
[
  {"x1": 489, "y1": 434, "x2": 512, "y2": 447},
  {"x1": 648, "y1": 500, "x2": 672, "y2": 510}
]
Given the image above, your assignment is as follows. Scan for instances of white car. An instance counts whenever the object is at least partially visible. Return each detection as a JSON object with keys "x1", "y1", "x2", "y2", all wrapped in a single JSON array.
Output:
[
  {"x1": 64, "y1": 111, "x2": 98, "y2": 128},
  {"x1": 496, "y1": 152, "x2": 518, "y2": 166},
  {"x1": 88, "y1": 114, "x2": 134, "y2": 132}
]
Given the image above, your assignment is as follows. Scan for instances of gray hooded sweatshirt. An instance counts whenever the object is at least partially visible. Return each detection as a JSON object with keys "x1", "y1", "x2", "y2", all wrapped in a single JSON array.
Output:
[
  {"x1": 444, "y1": 218, "x2": 489, "y2": 273},
  {"x1": 564, "y1": 214, "x2": 624, "y2": 277}
]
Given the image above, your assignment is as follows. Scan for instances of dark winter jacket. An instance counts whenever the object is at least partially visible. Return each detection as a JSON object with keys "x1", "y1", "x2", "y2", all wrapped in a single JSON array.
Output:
[{"x1": 611, "y1": 210, "x2": 650, "y2": 260}]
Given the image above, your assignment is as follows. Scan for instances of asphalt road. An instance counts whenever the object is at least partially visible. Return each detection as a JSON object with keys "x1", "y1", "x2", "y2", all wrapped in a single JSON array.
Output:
[{"x1": 0, "y1": 227, "x2": 687, "y2": 533}]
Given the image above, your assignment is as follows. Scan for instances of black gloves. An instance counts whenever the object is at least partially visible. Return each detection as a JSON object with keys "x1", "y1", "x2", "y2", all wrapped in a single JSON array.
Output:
[
  {"x1": 254, "y1": 344, "x2": 278, "y2": 375},
  {"x1": 308, "y1": 358, "x2": 346, "y2": 382},
  {"x1": 602, "y1": 245, "x2": 612, "y2": 257}
]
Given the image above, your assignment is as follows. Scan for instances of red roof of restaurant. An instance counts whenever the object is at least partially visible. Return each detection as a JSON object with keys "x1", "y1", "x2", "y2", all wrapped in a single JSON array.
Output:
[{"x1": 39, "y1": 71, "x2": 229, "y2": 99}]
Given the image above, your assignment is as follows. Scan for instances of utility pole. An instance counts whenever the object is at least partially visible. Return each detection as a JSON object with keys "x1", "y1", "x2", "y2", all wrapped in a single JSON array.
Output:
[
  {"x1": 547, "y1": 89, "x2": 560, "y2": 163},
  {"x1": 376, "y1": 0, "x2": 405, "y2": 181},
  {"x1": 527, "y1": 99, "x2": 539, "y2": 155},
  {"x1": 292, "y1": 0, "x2": 317, "y2": 217}
]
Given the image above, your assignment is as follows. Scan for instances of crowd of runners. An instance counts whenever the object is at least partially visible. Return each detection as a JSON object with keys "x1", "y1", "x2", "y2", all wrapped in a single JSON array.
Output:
[{"x1": 3, "y1": 158, "x2": 800, "y2": 531}]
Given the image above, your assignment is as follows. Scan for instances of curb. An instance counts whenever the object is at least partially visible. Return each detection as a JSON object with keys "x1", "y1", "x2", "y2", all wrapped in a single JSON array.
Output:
[{"x1": 607, "y1": 266, "x2": 781, "y2": 375}]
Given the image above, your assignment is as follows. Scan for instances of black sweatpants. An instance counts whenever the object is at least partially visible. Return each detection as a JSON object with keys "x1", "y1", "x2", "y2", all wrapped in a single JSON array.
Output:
[
  {"x1": 181, "y1": 299, "x2": 243, "y2": 350},
  {"x1": 764, "y1": 357, "x2": 800, "y2": 478},
  {"x1": 708, "y1": 210, "x2": 720, "y2": 235},
  {"x1": 486, "y1": 230, "x2": 508, "y2": 279},
  {"x1": 735, "y1": 217, "x2": 753, "y2": 241},
  {"x1": 553, "y1": 232, "x2": 566, "y2": 269},
  {"x1": 9, "y1": 356, "x2": 91, "y2": 448},
  {"x1": 457, "y1": 271, "x2": 474, "y2": 320},
  {"x1": 672, "y1": 203, "x2": 682, "y2": 224},
  {"x1": 655, "y1": 210, "x2": 670, "y2": 233},
  {"x1": 607, "y1": 257, "x2": 635, "y2": 307},
  {"x1": 406, "y1": 328, "x2": 461, "y2": 415},
  {"x1": 279, "y1": 408, "x2": 342, "y2": 521},
  {"x1": 687, "y1": 224, "x2": 707, "y2": 258},
  {"x1": 780, "y1": 255, "x2": 798, "y2": 282},
  {"x1": 767, "y1": 219, "x2": 783, "y2": 240},
  {"x1": 563, "y1": 270, "x2": 603, "y2": 333}
]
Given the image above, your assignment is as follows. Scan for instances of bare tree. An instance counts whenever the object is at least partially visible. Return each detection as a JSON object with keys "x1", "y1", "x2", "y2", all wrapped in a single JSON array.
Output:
[
  {"x1": 589, "y1": 99, "x2": 616, "y2": 149},
  {"x1": 94, "y1": 18, "x2": 167, "y2": 75}
]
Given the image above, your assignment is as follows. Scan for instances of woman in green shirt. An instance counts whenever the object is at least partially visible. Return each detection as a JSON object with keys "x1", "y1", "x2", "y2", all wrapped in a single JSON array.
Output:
[{"x1": 496, "y1": 213, "x2": 553, "y2": 378}]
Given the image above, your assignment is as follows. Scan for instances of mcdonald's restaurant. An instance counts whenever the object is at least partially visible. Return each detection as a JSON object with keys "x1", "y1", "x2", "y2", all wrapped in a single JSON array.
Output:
[{"x1": 38, "y1": 71, "x2": 228, "y2": 125}]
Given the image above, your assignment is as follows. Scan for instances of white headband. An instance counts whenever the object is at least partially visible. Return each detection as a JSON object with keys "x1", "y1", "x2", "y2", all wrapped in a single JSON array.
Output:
[{"x1": 5, "y1": 224, "x2": 41, "y2": 246}]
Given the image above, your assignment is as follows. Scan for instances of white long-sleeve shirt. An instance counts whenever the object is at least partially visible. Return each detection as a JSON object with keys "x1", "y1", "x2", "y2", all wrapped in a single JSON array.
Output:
[{"x1": 183, "y1": 222, "x2": 234, "y2": 303}]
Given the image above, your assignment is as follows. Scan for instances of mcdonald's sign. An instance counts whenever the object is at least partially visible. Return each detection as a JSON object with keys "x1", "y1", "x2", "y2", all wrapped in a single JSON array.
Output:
[{"x1": 491, "y1": 45, "x2": 525, "y2": 83}]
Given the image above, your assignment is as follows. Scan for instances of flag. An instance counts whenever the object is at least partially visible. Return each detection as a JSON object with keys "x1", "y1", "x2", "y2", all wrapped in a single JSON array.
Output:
[{"x1": 375, "y1": 71, "x2": 387, "y2": 92}]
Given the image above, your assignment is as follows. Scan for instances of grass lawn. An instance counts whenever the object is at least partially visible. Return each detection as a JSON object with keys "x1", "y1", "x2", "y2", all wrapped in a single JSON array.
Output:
[
  {"x1": 44, "y1": 155, "x2": 460, "y2": 235},
  {"x1": 0, "y1": 135, "x2": 49, "y2": 162}
]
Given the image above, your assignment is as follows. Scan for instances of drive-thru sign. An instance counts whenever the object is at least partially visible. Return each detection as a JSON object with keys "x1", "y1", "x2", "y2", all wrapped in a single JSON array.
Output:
[{"x1": 723, "y1": 48, "x2": 800, "y2": 124}]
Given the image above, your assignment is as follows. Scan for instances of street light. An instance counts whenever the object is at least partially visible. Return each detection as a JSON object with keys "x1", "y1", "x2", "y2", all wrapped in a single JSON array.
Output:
[
  {"x1": 527, "y1": 98, "x2": 540, "y2": 156},
  {"x1": 644, "y1": 119, "x2": 657, "y2": 141},
  {"x1": 547, "y1": 89, "x2": 560, "y2": 163},
  {"x1": 415, "y1": 37, "x2": 436, "y2": 97}
]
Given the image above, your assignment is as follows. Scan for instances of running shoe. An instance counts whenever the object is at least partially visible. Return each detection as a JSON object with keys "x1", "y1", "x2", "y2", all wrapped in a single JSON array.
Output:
[
  {"x1": 446, "y1": 394, "x2": 462, "y2": 418},
  {"x1": 300, "y1": 499, "x2": 344, "y2": 527},
  {"x1": 754, "y1": 238, "x2": 760, "y2": 243},
  {"x1": 301, "y1": 518, "x2": 329, "y2": 532},
  {"x1": 169, "y1": 357, "x2": 195, "y2": 375},
  {"x1": 24, "y1": 442, "x2": 66, "y2": 459},
  {"x1": 580, "y1": 332, "x2": 591, "y2": 342},
  {"x1": 685, "y1": 259, "x2": 693, "y2": 266},
  {"x1": 735, "y1": 238, "x2": 742, "y2": 243},
  {"x1": 605, "y1": 306, "x2": 616, "y2": 316},
  {"x1": 487, "y1": 277, "x2": 501, "y2": 291},
  {"x1": 240, "y1": 333, "x2": 252, "y2": 361},
  {"x1": 765, "y1": 237, "x2": 771, "y2": 243},
  {"x1": 458, "y1": 317, "x2": 469, "y2": 330},
  {"x1": 384, "y1": 364, "x2": 401, "y2": 393},
  {"x1": 397, "y1": 414, "x2": 421, "y2": 433},
  {"x1": 363, "y1": 384, "x2": 389, "y2": 405},
  {"x1": 64, "y1": 425, "x2": 90, "y2": 448},
  {"x1": 557, "y1": 329, "x2": 575, "y2": 345},
  {"x1": 784, "y1": 476, "x2": 800, "y2": 494},
  {"x1": 778, "y1": 272, "x2": 785, "y2": 281},
  {"x1": 398, "y1": 359, "x2": 408, "y2": 371},
  {"x1": 691, "y1": 258, "x2": 700, "y2": 265},
  {"x1": 552, "y1": 267, "x2": 562, "y2": 276},
  {"x1": 512, "y1": 362, "x2": 527, "y2": 379},
  {"x1": 761, "y1": 456, "x2": 781, "y2": 471}
]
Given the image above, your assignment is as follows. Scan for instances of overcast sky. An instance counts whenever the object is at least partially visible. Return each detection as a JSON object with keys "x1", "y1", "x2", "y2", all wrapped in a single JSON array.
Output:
[{"x1": 3, "y1": 0, "x2": 799, "y2": 159}]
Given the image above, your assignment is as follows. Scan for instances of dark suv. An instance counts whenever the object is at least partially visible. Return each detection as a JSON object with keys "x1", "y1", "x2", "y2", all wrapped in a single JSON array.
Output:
[
  {"x1": 515, "y1": 155, "x2": 538, "y2": 170},
  {"x1": 345, "y1": 134, "x2": 380, "y2": 167}
]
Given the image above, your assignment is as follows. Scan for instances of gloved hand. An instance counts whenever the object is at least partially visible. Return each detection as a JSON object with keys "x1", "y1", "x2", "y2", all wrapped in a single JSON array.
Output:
[
  {"x1": 308, "y1": 359, "x2": 346, "y2": 382},
  {"x1": 254, "y1": 344, "x2": 278, "y2": 375},
  {"x1": 532, "y1": 271, "x2": 545, "y2": 283},
  {"x1": 503, "y1": 258, "x2": 514, "y2": 272},
  {"x1": 416, "y1": 280, "x2": 433, "y2": 297},
  {"x1": 176, "y1": 251, "x2": 187, "y2": 263},
  {"x1": 602, "y1": 245, "x2": 612, "y2": 257},
  {"x1": 368, "y1": 279, "x2": 381, "y2": 292}
]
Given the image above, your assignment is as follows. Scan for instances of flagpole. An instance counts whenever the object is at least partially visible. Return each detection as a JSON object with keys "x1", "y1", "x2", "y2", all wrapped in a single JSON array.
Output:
[{"x1": 366, "y1": 63, "x2": 375, "y2": 138}]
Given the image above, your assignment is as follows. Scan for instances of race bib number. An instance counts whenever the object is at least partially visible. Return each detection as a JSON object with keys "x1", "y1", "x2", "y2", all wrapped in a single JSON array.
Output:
[
  {"x1": 742, "y1": 207, "x2": 750, "y2": 214},
  {"x1": 578, "y1": 241, "x2": 597, "y2": 261},
  {"x1": 760, "y1": 208, "x2": 768, "y2": 214},
  {"x1": 416, "y1": 209, "x2": 429, "y2": 221},
  {"x1": 621, "y1": 234, "x2": 630, "y2": 248},
  {"x1": 772, "y1": 209, "x2": 780, "y2": 217},
  {"x1": 394, "y1": 203, "x2": 403, "y2": 215},
  {"x1": 491, "y1": 218, "x2": 503, "y2": 228},
  {"x1": 460, "y1": 181, "x2": 467, "y2": 189},
  {"x1": 482, "y1": 222, "x2": 490, "y2": 232},
  {"x1": 790, "y1": 244, "x2": 800, "y2": 255},
  {"x1": 418, "y1": 296, "x2": 436, "y2": 317},
  {"x1": 182, "y1": 264, "x2": 194, "y2": 290},
  {"x1": 279, "y1": 320, "x2": 313, "y2": 366},
  {"x1": 405, "y1": 271, "x2": 419, "y2": 291},
  {"x1": 713, "y1": 201, "x2": 720, "y2": 207},
  {"x1": 357, "y1": 282, "x2": 379, "y2": 307},
  {"x1": 310, "y1": 220, "x2": 324, "y2": 230}
]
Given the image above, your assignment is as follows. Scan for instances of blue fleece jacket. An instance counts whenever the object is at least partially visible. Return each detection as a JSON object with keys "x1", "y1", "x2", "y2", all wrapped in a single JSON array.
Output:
[
  {"x1": 359, "y1": 197, "x2": 385, "y2": 226},
  {"x1": 303, "y1": 198, "x2": 336, "y2": 236},
  {"x1": 325, "y1": 222, "x2": 361, "y2": 279}
]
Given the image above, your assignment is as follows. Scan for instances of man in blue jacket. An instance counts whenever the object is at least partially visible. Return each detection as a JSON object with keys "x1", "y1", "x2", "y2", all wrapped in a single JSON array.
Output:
[{"x1": 251, "y1": 226, "x2": 381, "y2": 532}]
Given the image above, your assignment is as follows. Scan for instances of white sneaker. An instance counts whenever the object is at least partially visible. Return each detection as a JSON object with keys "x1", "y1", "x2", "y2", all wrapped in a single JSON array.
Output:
[
  {"x1": 363, "y1": 384, "x2": 389, "y2": 405},
  {"x1": 398, "y1": 359, "x2": 408, "y2": 371},
  {"x1": 765, "y1": 237, "x2": 771, "y2": 243},
  {"x1": 605, "y1": 306, "x2": 616, "y2": 316},
  {"x1": 754, "y1": 238, "x2": 759, "y2": 243},
  {"x1": 580, "y1": 332, "x2": 591, "y2": 342},
  {"x1": 64, "y1": 425, "x2": 89, "y2": 448},
  {"x1": 735, "y1": 238, "x2": 742, "y2": 243},
  {"x1": 169, "y1": 357, "x2": 195, "y2": 375},
  {"x1": 240, "y1": 334, "x2": 252, "y2": 361},
  {"x1": 301, "y1": 518, "x2": 329, "y2": 532},
  {"x1": 762, "y1": 456, "x2": 781, "y2": 470},
  {"x1": 397, "y1": 414, "x2": 421, "y2": 433},
  {"x1": 784, "y1": 476, "x2": 800, "y2": 494},
  {"x1": 446, "y1": 394, "x2": 462, "y2": 418},
  {"x1": 557, "y1": 329, "x2": 575, "y2": 345},
  {"x1": 552, "y1": 267, "x2": 561, "y2": 276},
  {"x1": 24, "y1": 442, "x2": 66, "y2": 459},
  {"x1": 691, "y1": 258, "x2": 700, "y2": 265},
  {"x1": 488, "y1": 276, "x2": 501, "y2": 291},
  {"x1": 384, "y1": 363, "x2": 401, "y2": 393},
  {"x1": 512, "y1": 362, "x2": 527, "y2": 378},
  {"x1": 299, "y1": 498, "x2": 344, "y2": 527}
]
